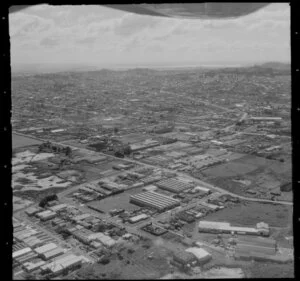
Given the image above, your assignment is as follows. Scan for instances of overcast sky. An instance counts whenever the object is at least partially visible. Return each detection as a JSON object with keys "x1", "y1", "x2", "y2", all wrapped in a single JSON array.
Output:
[{"x1": 9, "y1": 3, "x2": 290, "y2": 68}]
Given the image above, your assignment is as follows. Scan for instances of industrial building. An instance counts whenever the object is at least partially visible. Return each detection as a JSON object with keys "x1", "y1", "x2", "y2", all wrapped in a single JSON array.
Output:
[
  {"x1": 41, "y1": 247, "x2": 65, "y2": 260},
  {"x1": 129, "y1": 213, "x2": 149, "y2": 223},
  {"x1": 87, "y1": 232, "x2": 116, "y2": 247},
  {"x1": 22, "y1": 260, "x2": 46, "y2": 273},
  {"x1": 198, "y1": 221, "x2": 270, "y2": 236},
  {"x1": 185, "y1": 247, "x2": 212, "y2": 265},
  {"x1": 23, "y1": 236, "x2": 44, "y2": 248},
  {"x1": 36, "y1": 210, "x2": 57, "y2": 221},
  {"x1": 25, "y1": 207, "x2": 41, "y2": 216},
  {"x1": 13, "y1": 247, "x2": 32, "y2": 259},
  {"x1": 40, "y1": 254, "x2": 83, "y2": 276},
  {"x1": 130, "y1": 191, "x2": 180, "y2": 211},
  {"x1": 34, "y1": 242, "x2": 58, "y2": 255},
  {"x1": 15, "y1": 252, "x2": 38, "y2": 264},
  {"x1": 156, "y1": 178, "x2": 194, "y2": 193},
  {"x1": 192, "y1": 186, "x2": 211, "y2": 194},
  {"x1": 49, "y1": 203, "x2": 68, "y2": 212},
  {"x1": 171, "y1": 250, "x2": 197, "y2": 269}
]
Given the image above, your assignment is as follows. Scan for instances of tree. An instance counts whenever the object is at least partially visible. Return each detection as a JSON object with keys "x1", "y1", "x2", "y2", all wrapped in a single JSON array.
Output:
[
  {"x1": 123, "y1": 145, "x2": 132, "y2": 155},
  {"x1": 65, "y1": 146, "x2": 72, "y2": 157},
  {"x1": 39, "y1": 194, "x2": 58, "y2": 208},
  {"x1": 100, "y1": 257, "x2": 110, "y2": 265}
]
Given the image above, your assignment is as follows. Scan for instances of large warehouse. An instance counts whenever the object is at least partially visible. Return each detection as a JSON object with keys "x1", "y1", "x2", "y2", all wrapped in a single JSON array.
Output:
[
  {"x1": 155, "y1": 178, "x2": 194, "y2": 193},
  {"x1": 130, "y1": 191, "x2": 180, "y2": 211},
  {"x1": 198, "y1": 221, "x2": 270, "y2": 236}
]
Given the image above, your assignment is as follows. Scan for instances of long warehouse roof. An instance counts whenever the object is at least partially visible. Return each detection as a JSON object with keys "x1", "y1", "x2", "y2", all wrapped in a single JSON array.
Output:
[{"x1": 130, "y1": 191, "x2": 180, "y2": 209}]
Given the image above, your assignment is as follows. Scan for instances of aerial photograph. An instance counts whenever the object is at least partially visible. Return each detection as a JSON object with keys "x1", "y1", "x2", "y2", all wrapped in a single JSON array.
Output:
[{"x1": 9, "y1": 3, "x2": 293, "y2": 279}]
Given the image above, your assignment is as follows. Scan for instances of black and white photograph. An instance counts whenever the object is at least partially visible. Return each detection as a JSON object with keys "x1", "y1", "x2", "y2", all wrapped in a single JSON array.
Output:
[{"x1": 9, "y1": 3, "x2": 293, "y2": 279}]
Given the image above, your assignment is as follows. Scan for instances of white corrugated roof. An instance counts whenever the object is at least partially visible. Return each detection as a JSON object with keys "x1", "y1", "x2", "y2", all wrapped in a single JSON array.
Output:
[
  {"x1": 185, "y1": 247, "x2": 211, "y2": 260},
  {"x1": 13, "y1": 247, "x2": 32, "y2": 258},
  {"x1": 35, "y1": 242, "x2": 58, "y2": 254}
]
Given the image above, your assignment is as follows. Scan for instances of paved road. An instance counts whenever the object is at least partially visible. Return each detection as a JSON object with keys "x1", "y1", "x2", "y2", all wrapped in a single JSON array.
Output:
[{"x1": 13, "y1": 131, "x2": 293, "y2": 206}]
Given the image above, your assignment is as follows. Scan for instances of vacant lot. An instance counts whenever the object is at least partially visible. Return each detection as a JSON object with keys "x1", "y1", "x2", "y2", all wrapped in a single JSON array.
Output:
[
  {"x1": 87, "y1": 187, "x2": 144, "y2": 213},
  {"x1": 203, "y1": 201, "x2": 293, "y2": 227},
  {"x1": 77, "y1": 241, "x2": 172, "y2": 279},
  {"x1": 203, "y1": 154, "x2": 292, "y2": 200},
  {"x1": 203, "y1": 154, "x2": 290, "y2": 179},
  {"x1": 12, "y1": 133, "x2": 42, "y2": 149},
  {"x1": 244, "y1": 261, "x2": 294, "y2": 278},
  {"x1": 203, "y1": 162, "x2": 257, "y2": 178}
]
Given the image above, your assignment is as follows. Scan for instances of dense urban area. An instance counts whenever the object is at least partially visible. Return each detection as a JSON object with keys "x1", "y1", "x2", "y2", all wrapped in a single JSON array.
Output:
[{"x1": 12, "y1": 62, "x2": 293, "y2": 279}]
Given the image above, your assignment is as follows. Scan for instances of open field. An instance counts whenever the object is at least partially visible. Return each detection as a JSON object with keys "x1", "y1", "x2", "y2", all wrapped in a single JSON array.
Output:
[
  {"x1": 203, "y1": 154, "x2": 292, "y2": 200},
  {"x1": 12, "y1": 133, "x2": 42, "y2": 149},
  {"x1": 87, "y1": 187, "x2": 144, "y2": 213},
  {"x1": 161, "y1": 267, "x2": 245, "y2": 279},
  {"x1": 203, "y1": 201, "x2": 293, "y2": 227},
  {"x1": 244, "y1": 261, "x2": 294, "y2": 278},
  {"x1": 203, "y1": 154, "x2": 291, "y2": 179}
]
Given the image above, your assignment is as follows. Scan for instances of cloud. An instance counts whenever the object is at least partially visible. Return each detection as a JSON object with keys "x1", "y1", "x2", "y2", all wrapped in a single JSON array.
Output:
[
  {"x1": 40, "y1": 37, "x2": 60, "y2": 47},
  {"x1": 76, "y1": 36, "x2": 96, "y2": 45},
  {"x1": 113, "y1": 14, "x2": 161, "y2": 36},
  {"x1": 9, "y1": 12, "x2": 55, "y2": 39},
  {"x1": 145, "y1": 44, "x2": 164, "y2": 53},
  {"x1": 247, "y1": 19, "x2": 290, "y2": 31},
  {"x1": 9, "y1": 4, "x2": 291, "y2": 66}
]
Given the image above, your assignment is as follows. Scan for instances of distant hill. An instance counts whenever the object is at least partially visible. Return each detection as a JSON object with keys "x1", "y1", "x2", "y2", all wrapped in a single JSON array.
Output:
[
  {"x1": 11, "y1": 63, "x2": 101, "y2": 75},
  {"x1": 256, "y1": 62, "x2": 290, "y2": 70}
]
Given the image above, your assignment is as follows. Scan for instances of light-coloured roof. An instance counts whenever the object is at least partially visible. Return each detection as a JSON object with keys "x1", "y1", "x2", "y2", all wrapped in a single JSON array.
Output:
[
  {"x1": 49, "y1": 203, "x2": 67, "y2": 212},
  {"x1": 42, "y1": 247, "x2": 64, "y2": 259},
  {"x1": 129, "y1": 213, "x2": 149, "y2": 222},
  {"x1": 35, "y1": 242, "x2": 58, "y2": 254},
  {"x1": 13, "y1": 247, "x2": 32, "y2": 258},
  {"x1": 185, "y1": 247, "x2": 211, "y2": 260},
  {"x1": 198, "y1": 221, "x2": 258, "y2": 234}
]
